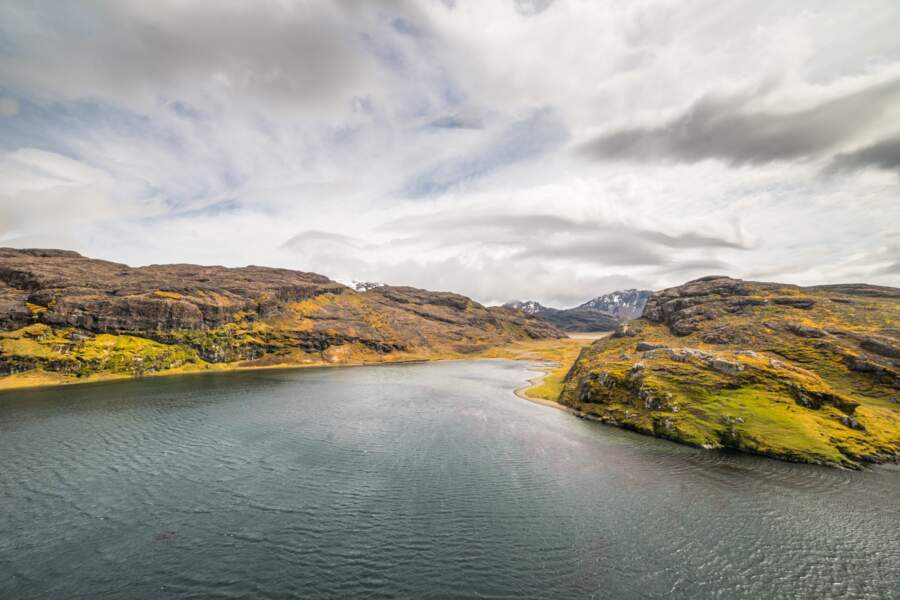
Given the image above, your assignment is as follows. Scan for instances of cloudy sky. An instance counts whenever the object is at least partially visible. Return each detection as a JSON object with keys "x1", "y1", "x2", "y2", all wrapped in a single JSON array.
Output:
[{"x1": 1, "y1": 1, "x2": 899, "y2": 307}]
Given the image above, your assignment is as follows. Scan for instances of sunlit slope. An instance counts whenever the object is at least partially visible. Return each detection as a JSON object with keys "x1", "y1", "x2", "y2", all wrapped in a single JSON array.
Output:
[{"x1": 561, "y1": 276, "x2": 900, "y2": 467}]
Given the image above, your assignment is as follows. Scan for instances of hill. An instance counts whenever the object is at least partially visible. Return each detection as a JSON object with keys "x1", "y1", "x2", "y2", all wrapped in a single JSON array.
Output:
[
  {"x1": 559, "y1": 276, "x2": 900, "y2": 467},
  {"x1": 0, "y1": 249, "x2": 563, "y2": 388}
]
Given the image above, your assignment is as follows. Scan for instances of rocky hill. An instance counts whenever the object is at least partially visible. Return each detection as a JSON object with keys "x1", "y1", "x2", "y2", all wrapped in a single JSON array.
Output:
[
  {"x1": 0, "y1": 249, "x2": 563, "y2": 387},
  {"x1": 560, "y1": 276, "x2": 900, "y2": 467}
]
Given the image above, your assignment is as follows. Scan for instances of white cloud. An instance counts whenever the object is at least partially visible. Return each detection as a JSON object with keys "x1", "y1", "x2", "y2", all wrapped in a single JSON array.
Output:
[
  {"x1": 0, "y1": 0, "x2": 898, "y2": 304},
  {"x1": 0, "y1": 97, "x2": 18, "y2": 117},
  {"x1": 0, "y1": 149, "x2": 119, "y2": 241}
]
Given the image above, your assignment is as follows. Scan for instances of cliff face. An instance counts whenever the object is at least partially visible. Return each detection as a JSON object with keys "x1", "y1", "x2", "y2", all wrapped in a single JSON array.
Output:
[
  {"x1": 0, "y1": 249, "x2": 345, "y2": 333},
  {"x1": 0, "y1": 249, "x2": 562, "y2": 385},
  {"x1": 560, "y1": 276, "x2": 900, "y2": 467}
]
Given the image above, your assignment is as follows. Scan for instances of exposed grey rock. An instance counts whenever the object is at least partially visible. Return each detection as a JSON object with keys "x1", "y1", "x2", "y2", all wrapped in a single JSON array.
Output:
[
  {"x1": 839, "y1": 415, "x2": 866, "y2": 431},
  {"x1": 772, "y1": 297, "x2": 816, "y2": 309},
  {"x1": 789, "y1": 383, "x2": 859, "y2": 413},
  {"x1": 627, "y1": 362, "x2": 645, "y2": 384},
  {"x1": 636, "y1": 341, "x2": 666, "y2": 352},
  {"x1": 702, "y1": 325, "x2": 751, "y2": 345},
  {"x1": 860, "y1": 337, "x2": 900, "y2": 359},
  {"x1": 653, "y1": 416, "x2": 675, "y2": 432},
  {"x1": 710, "y1": 358, "x2": 744, "y2": 375},
  {"x1": 642, "y1": 276, "x2": 778, "y2": 337},
  {"x1": 640, "y1": 387, "x2": 671, "y2": 411},
  {"x1": 669, "y1": 347, "x2": 713, "y2": 363},
  {"x1": 613, "y1": 323, "x2": 639, "y2": 338},
  {"x1": 785, "y1": 323, "x2": 827, "y2": 338},
  {"x1": 844, "y1": 356, "x2": 900, "y2": 388}
]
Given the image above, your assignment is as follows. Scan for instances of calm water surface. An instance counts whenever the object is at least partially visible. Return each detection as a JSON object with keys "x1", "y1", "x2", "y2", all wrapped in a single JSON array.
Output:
[{"x1": 1, "y1": 361, "x2": 898, "y2": 599}]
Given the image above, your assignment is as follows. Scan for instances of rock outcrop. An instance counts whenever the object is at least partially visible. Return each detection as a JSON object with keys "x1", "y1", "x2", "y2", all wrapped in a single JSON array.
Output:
[{"x1": 561, "y1": 276, "x2": 900, "y2": 467}]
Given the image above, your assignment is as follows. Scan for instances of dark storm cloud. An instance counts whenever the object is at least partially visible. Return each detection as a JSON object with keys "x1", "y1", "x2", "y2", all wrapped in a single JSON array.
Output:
[
  {"x1": 827, "y1": 136, "x2": 900, "y2": 173},
  {"x1": 581, "y1": 77, "x2": 900, "y2": 165}
]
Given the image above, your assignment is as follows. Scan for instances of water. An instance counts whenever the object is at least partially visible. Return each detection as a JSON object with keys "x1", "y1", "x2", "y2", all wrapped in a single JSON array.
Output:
[{"x1": 1, "y1": 361, "x2": 898, "y2": 600}]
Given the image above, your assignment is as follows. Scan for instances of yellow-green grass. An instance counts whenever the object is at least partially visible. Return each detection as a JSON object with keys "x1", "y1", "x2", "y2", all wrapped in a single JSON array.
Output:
[
  {"x1": 477, "y1": 337, "x2": 596, "y2": 402},
  {"x1": 560, "y1": 290, "x2": 900, "y2": 467},
  {"x1": 0, "y1": 322, "x2": 586, "y2": 393}
]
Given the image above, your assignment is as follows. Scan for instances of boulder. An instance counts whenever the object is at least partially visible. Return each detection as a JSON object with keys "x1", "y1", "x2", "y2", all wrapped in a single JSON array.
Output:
[
  {"x1": 612, "y1": 323, "x2": 638, "y2": 338},
  {"x1": 772, "y1": 297, "x2": 816, "y2": 309},
  {"x1": 702, "y1": 325, "x2": 751, "y2": 345},
  {"x1": 860, "y1": 337, "x2": 900, "y2": 359},
  {"x1": 710, "y1": 358, "x2": 744, "y2": 376},
  {"x1": 785, "y1": 323, "x2": 827, "y2": 338},
  {"x1": 839, "y1": 415, "x2": 866, "y2": 431},
  {"x1": 636, "y1": 341, "x2": 666, "y2": 352}
]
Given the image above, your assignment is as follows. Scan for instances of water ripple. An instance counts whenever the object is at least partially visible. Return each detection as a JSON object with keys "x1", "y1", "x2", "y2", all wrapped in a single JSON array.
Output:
[{"x1": 1, "y1": 361, "x2": 898, "y2": 599}]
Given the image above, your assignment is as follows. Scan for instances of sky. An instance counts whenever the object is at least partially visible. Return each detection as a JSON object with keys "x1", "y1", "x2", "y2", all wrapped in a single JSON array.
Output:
[{"x1": 1, "y1": 0, "x2": 899, "y2": 308}]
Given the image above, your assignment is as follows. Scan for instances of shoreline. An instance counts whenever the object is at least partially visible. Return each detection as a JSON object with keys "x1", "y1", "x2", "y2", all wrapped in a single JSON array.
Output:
[
  {"x1": 513, "y1": 362, "x2": 569, "y2": 410},
  {"x1": 0, "y1": 354, "x2": 485, "y2": 394},
  {"x1": 512, "y1": 361, "x2": 619, "y2": 424},
  {"x1": 0, "y1": 337, "x2": 596, "y2": 394}
]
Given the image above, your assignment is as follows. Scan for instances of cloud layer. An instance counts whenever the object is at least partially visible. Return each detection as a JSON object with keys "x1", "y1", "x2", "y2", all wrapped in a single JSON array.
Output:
[
  {"x1": 581, "y1": 76, "x2": 900, "y2": 166},
  {"x1": 1, "y1": 0, "x2": 898, "y2": 307}
]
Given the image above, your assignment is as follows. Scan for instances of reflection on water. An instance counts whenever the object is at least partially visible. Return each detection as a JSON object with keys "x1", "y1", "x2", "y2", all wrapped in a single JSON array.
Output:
[{"x1": 1, "y1": 361, "x2": 898, "y2": 599}]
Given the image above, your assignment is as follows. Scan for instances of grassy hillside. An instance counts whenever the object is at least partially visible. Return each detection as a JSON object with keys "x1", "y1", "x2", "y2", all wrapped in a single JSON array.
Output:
[
  {"x1": 0, "y1": 249, "x2": 563, "y2": 389},
  {"x1": 559, "y1": 277, "x2": 900, "y2": 468}
]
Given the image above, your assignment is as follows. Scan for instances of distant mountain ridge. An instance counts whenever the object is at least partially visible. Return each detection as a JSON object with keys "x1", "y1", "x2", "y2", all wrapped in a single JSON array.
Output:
[
  {"x1": 503, "y1": 289, "x2": 652, "y2": 332},
  {"x1": 576, "y1": 289, "x2": 651, "y2": 321},
  {"x1": 503, "y1": 300, "x2": 549, "y2": 315}
]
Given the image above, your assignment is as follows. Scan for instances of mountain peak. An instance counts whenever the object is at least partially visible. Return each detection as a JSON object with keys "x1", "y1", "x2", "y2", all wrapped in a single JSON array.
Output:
[
  {"x1": 502, "y1": 300, "x2": 548, "y2": 315},
  {"x1": 576, "y1": 289, "x2": 652, "y2": 320}
]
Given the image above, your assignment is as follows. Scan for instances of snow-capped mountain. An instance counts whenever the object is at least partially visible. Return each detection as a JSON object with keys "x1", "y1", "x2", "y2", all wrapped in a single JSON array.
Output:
[
  {"x1": 502, "y1": 300, "x2": 549, "y2": 315},
  {"x1": 501, "y1": 289, "x2": 652, "y2": 331},
  {"x1": 576, "y1": 289, "x2": 651, "y2": 321},
  {"x1": 353, "y1": 281, "x2": 387, "y2": 292}
]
